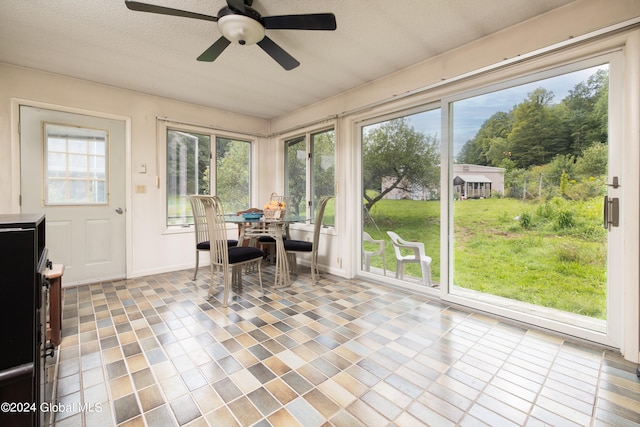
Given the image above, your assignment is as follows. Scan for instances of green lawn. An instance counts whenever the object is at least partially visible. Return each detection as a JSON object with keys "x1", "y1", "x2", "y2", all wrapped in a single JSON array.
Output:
[{"x1": 363, "y1": 197, "x2": 607, "y2": 319}]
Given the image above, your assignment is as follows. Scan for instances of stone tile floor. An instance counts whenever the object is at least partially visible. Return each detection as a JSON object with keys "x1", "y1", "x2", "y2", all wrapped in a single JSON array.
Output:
[{"x1": 47, "y1": 265, "x2": 640, "y2": 426}]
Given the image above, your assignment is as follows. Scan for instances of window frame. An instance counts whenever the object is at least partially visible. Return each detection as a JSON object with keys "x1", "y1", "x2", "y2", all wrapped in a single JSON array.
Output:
[
  {"x1": 284, "y1": 125, "x2": 336, "y2": 224},
  {"x1": 43, "y1": 122, "x2": 109, "y2": 206},
  {"x1": 161, "y1": 121, "x2": 255, "y2": 229}
]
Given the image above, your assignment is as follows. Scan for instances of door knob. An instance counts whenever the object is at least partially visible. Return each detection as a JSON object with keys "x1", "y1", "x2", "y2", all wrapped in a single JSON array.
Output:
[{"x1": 115, "y1": 207, "x2": 123, "y2": 214}]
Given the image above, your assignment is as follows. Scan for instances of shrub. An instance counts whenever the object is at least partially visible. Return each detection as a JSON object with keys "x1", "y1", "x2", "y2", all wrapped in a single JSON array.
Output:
[
  {"x1": 564, "y1": 176, "x2": 607, "y2": 200},
  {"x1": 554, "y1": 209, "x2": 576, "y2": 230},
  {"x1": 575, "y1": 143, "x2": 607, "y2": 177},
  {"x1": 519, "y1": 212, "x2": 532, "y2": 229},
  {"x1": 535, "y1": 202, "x2": 554, "y2": 221}
]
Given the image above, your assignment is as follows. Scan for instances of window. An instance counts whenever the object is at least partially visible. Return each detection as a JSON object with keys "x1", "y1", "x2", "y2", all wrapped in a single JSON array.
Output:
[
  {"x1": 44, "y1": 123, "x2": 108, "y2": 205},
  {"x1": 360, "y1": 109, "x2": 441, "y2": 282},
  {"x1": 166, "y1": 127, "x2": 252, "y2": 226},
  {"x1": 285, "y1": 128, "x2": 335, "y2": 223},
  {"x1": 449, "y1": 63, "x2": 612, "y2": 327}
]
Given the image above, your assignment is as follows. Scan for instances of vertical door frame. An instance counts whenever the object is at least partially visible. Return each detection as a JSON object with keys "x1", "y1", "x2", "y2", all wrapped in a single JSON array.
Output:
[
  {"x1": 620, "y1": 30, "x2": 640, "y2": 363},
  {"x1": 10, "y1": 98, "x2": 133, "y2": 280}
]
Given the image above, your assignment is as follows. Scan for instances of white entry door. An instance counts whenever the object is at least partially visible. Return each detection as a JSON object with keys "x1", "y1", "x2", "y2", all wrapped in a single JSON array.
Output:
[{"x1": 20, "y1": 105, "x2": 126, "y2": 286}]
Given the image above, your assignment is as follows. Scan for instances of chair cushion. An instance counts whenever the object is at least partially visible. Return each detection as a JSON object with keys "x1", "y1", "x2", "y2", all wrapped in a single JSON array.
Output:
[
  {"x1": 257, "y1": 236, "x2": 285, "y2": 243},
  {"x1": 284, "y1": 239, "x2": 312, "y2": 252},
  {"x1": 197, "y1": 240, "x2": 237, "y2": 250},
  {"x1": 228, "y1": 246, "x2": 264, "y2": 264}
]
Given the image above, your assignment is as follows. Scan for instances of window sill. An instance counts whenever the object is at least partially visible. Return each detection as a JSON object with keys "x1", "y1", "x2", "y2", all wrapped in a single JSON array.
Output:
[{"x1": 163, "y1": 224, "x2": 193, "y2": 235}]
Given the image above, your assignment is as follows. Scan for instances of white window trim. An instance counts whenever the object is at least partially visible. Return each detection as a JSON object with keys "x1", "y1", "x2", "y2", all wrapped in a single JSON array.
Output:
[
  {"x1": 158, "y1": 120, "x2": 257, "y2": 233},
  {"x1": 282, "y1": 124, "x2": 337, "y2": 228}
]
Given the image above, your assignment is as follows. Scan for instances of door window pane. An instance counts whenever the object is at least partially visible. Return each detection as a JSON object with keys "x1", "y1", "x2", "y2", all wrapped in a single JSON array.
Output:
[
  {"x1": 451, "y1": 64, "x2": 609, "y2": 328},
  {"x1": 44, "y1": 123, "x2": 108, "y2": 205},
  {"x1": 361, "y1": 111, "x2": 441, "y2": 283}
]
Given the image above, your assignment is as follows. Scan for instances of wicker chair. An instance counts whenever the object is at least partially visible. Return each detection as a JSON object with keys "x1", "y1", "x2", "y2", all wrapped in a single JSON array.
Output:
[
  {"x1": 200, "y1": 196, "x2": 264, "y2": 307},
  {"x1": 284, "y1": 196, "x2": 333, "y2": 282},
  {"x1": 188, "y1": 195, "x2": 237, "y2": 280}
]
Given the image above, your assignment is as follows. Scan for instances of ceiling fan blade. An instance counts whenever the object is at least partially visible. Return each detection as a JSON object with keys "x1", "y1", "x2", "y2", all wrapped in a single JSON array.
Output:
[
  {"x1": 125, "y1": 1, "x2": 217, "y2": 22},
  {"x1": 262, "y1": 13, "x2": 337, "y2": 30},
  {"x1": 257, "y1": 36, "x2": 300, "y2": 70},
  {"x1": 197, "y1": 37, "x2": 232, "y2": 62},
  {"x1": 226, "y1": 0, "x2": 246, "y2": 14}
]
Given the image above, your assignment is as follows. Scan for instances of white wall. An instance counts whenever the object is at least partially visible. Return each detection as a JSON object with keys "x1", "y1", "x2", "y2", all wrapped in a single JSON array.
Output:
[{"x1": 0, "y1": 64, "x2": 269, "y2": 278}]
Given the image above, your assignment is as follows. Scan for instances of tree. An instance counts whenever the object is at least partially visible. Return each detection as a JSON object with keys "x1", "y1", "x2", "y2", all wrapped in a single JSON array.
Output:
[
  {"x1": 457, "y1": 138, "x2": 481, "y2": 165},
  {"x1": 574, "y1": 142, "x2": 607, "y2": 178},
  {"x1": 313, "y1": 130, "x2": 335, "y2": 205},
  {"x1": 286, "y1": 136, "x2": 306, "y2": 215},
  {"x1": 216, "y1": 139, "x2": 250, "y2": 213},
  {"x1": 362, "y1": 118, "x2": 439, "y2": 210},
  {"x1": 455, "y1": 68, "x2": 608, "y2": 200},
  {"x1": 508, "y1": 88, "x2": 568, "y2": 167},
  {"x1": 456, "y1": 111, "x2": 513, "y2": 165},
  {"x1": 541, "y1": 153, "x2": 576, "y2": 186},
  {"x1": 562, "y1": 69, "x2": 608, "y2": 154},
  {"x1": 485, "y1": 137, "x2": 511, "y2": 167}
]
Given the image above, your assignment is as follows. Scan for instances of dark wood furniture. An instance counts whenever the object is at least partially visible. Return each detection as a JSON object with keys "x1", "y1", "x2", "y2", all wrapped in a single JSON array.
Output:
[
  {"x1": 45, "y1": 264, "x2": 63, "y2": 346},
  {"x1": 0, "y1": 214, "x2": 50, "y2": 427}
]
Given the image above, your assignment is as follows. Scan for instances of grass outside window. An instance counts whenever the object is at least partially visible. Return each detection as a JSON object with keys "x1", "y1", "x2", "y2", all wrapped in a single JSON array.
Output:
[{"x1": 363, "y1": 197, "x2": 606, "y2": 319}]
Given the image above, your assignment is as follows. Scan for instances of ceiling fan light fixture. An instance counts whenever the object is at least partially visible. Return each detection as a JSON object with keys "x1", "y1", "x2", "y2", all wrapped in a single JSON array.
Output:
[
  {"x1": 218, "y1": 14, "x2": 265, "y2": 45},
  {"x1": 125, "y1": 1, "x2": 337, "y2": 69}
]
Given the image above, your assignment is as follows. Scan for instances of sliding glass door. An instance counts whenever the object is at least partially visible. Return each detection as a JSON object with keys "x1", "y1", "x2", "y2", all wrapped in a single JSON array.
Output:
[
  {"x1": 360, "y1": 108, "x2": 441, "y2": 288},
  {"x1": 357, "y1": 52, "x2": 624, "y2": 347},
  {"x1": 445, "y1": 55, "x2": 622, "y2": 346}
]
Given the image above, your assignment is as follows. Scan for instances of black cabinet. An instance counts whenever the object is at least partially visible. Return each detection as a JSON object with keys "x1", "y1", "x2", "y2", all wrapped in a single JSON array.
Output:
[{"x1": 0, "y1": 214, "x2": 48, "y2": 427}]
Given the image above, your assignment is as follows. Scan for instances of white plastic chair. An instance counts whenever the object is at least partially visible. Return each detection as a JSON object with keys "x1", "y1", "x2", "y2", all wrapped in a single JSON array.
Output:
[
  {"x1": 363, "y1": 231, "x2": 386, "y2": 276},
  {"x1": 386, "y1": 231, "x2": 433, "y2": 286},
  {"x1": 199, "y1": 196, "x2": 264, "y2": 307}
]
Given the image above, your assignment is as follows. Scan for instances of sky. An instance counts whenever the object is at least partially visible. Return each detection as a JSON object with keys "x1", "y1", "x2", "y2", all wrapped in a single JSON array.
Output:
[{"x1": 401, "y1": 64, "x2": 609, "y2": 157}]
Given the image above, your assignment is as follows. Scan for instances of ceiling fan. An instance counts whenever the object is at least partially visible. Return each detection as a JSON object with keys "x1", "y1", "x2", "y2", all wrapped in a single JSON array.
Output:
[{"x1": 124, "y1": 0, "x2": 337, "y2": 70}]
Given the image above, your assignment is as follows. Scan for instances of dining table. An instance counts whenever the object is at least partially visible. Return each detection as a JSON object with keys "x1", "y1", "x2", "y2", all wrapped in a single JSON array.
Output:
[{"x1": 224, "y1": 214, "x2": 305, "y2": 288}]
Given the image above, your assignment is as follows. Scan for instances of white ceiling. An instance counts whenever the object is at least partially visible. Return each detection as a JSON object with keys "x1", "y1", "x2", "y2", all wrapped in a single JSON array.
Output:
[{"x1": 0, "y1": 0, "x2": 576, "y2": 120}]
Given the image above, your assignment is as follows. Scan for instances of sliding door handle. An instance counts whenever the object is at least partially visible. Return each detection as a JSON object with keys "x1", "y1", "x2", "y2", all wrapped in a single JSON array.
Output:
[{"x1": 603, "y1": 196, "x2": 619, "y2": 229}]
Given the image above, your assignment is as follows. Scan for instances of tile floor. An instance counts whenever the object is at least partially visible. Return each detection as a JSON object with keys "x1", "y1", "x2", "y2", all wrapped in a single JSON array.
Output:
[{"x1": 47, "y1": 264, "x2": 640, "y2": 426}]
